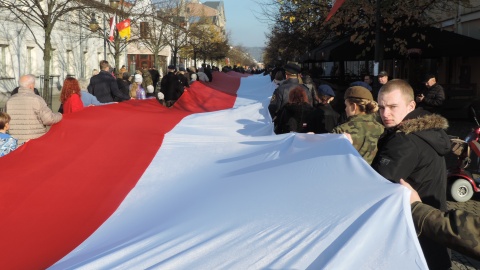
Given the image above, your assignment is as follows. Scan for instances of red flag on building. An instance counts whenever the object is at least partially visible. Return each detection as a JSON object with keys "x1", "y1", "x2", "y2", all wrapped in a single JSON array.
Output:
[{"x1": 325, "y1": 0, "x2": 346, "y2": 22}]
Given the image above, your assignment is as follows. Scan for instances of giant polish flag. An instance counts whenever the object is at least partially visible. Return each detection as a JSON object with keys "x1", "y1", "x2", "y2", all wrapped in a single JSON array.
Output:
[{"x1": 0, "y1": 72, "x2": 427, "y2": 269}]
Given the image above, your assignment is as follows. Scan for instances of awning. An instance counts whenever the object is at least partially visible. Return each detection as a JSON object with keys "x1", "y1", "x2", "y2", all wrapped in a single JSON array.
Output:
[{"x1": 302, "y1": 27, "x2": 480, "y2": 62}]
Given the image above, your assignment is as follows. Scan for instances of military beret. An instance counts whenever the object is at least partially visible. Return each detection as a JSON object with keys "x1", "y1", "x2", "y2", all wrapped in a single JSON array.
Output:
[{"x1": 344, "y1": 86, "x2": 373, "y2": 101}]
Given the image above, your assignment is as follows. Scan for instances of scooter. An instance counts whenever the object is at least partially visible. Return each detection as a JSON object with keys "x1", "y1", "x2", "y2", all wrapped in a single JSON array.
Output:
[{"x1": 447, "y1": 108, "x2": 480, "y2": 202}]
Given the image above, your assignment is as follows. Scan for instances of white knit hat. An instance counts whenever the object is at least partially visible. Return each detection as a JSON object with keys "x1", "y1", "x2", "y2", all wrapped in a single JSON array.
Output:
[
  {"x1": 134, "y1": 74, "x2": 143, "y2": 83},
  {"x1": 146, "y1": 85, "x2": 154, "y2": 93}
]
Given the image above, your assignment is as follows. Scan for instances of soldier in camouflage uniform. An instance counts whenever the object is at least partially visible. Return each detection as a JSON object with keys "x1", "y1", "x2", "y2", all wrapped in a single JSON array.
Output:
[
  {"x1": 141, "y1": 64, "x2": 153, "y2": 90},
  {"x1": 401, "y1": 179, "x2": 480, "y2": 260},
  {"x1": 331, "y1": 86, "x2": 384, "y2": 164},
  {"x1": 412, "y1": 202, "x2": 480, "y2": 260}
]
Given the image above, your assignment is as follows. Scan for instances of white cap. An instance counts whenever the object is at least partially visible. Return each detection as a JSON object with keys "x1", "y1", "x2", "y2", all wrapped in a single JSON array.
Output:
[
  {"x1": 134, "y1": 74, "x2": 143, "y2": 83},
  {"x1": 147, "y1": 85, "x2": 154, "y2": 93},
  {"x1": 157, "y1": 92, "x2": 164, "y2": 100}
]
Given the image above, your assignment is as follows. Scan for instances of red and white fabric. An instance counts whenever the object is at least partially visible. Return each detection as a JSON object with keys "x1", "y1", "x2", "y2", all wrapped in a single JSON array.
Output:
[{"x1": 0, "y1": 72, "x2": 427, "y2": 269}]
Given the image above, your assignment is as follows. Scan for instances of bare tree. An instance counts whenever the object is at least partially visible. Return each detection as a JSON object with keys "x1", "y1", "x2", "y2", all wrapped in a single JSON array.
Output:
[
  {"x1": 139, "y1": 0, "x2": 170, "y2": 69},
  {"x1": 0, "y1": 0, "x2": 97, "y2": 104},
  {"x1": 88, "y1": 0, "x2": 151, "y2": 76},
  {"x1": 160, "y1": 0, "x2": 189, "y2": 67}
]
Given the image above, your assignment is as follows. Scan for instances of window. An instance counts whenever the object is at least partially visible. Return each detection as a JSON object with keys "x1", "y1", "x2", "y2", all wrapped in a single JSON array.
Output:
[
  {"x1": 0, "y1": 45, "x2": 6, "y2": 76},
  {"x1": 50, "y1": 49, "x2": 57, "y2": 75},
  {"x1": 83, "y1": 51, "x2": 88, "y2": 77},
  {"x1": 26, "y1": 47, "x2": 34, "y2": 74},
  {"x1": 97, "y1": 52, "x2": 102, "y2": 67},
  {"x1": 66, "y1": 50, "x2": 73, "y2": 75}
]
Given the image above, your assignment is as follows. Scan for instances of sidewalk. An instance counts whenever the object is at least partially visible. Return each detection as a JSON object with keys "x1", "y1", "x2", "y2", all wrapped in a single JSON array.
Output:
[
  {"x1": 448, "y1": 193, "x2": 480, "y2": 270},
  {"x1": 452, "y1": 251, "x2": 480, "y2": 270}
]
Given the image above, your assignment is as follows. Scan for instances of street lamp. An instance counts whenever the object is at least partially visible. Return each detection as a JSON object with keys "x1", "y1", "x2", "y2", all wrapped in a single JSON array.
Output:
[
  {"x1": 109, "y1": 0, "x2": 120, "y2": 9},
  {"x1": 88, "y1": 0, "x2": 120, "y2": 60},
  {"x1": 89, "y1": 14, "x2": 99, "y2": 32}
]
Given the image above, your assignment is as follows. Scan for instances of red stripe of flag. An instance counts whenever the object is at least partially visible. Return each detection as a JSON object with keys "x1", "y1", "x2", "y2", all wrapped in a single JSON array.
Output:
[
  {"x1": 325, "y1": 0, "x2": 346, "y2": 22},
  {"x1": 0, "y1": 72, "x2": 241, "y2": 269}
]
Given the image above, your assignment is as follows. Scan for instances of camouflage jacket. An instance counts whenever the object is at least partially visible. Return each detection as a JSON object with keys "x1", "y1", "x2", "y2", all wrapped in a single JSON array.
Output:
[
  {"x1": 141, "y1": 69, "x2": 153, "y2": 89},
  {"x1": 331, "y1": 114, "x2": 384, "y2": 164},
  {"x1": 412, "y1": 202, "x2": 480, "y2": 260}
]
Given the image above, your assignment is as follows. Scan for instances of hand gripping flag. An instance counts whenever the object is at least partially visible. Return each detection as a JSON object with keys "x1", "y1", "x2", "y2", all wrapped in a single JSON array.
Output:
[
  {"x1": 117, "y1": 19, "x2": 131, "y2": 40},
  {"x1": 108, "y1": 15, "x2": 116, "y2": 42}
]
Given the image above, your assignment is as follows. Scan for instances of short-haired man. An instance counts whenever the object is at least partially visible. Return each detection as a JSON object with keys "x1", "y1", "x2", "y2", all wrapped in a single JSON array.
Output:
[
  {"x1": 378, "y1": 71, "x2": 389, "y2": 85},
  {"x1": 6, "y1": 74, "x2": 62, "y2": 144},
  {"x1": 416, "y1": 73, "x2": 445, "y2": 114},
  {"x1": 88, "y1": 60, "x2": 131, "y2": 103},
  {"x1": 372, "y1": 71, "x2": 389, "y2": 100},
  {"x1": 372, "y1": 79, "x2": 451, "y2": 270}
]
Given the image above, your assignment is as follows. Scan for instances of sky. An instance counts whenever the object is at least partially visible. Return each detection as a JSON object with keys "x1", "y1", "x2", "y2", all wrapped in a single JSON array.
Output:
[{"x1": 222, "y1": 0, "x2": 269, "y2": 48}]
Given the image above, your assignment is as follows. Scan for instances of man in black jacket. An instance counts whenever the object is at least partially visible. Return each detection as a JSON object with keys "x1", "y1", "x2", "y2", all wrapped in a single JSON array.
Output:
[
  {"x1": 372, "y1": 79, "x2": 451, "y2": 270},
  {"x1": 416, "y1": 73, "x2": 445, "y2": 114},
  {"x1": 88, "y1": 60, "x2": 131, "y2": 103},
  {"x1": 160, "y1": 65, "x2": 184, "y2": 107}
]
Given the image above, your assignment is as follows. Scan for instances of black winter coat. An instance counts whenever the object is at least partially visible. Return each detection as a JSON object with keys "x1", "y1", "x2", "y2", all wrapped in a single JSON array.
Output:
[
  {"x1": 88, "y1": 71, "x2": 130, "y2": 103},
  {"x1": 418, "y1": 83, "x2": 445, "y2": 114},
  {"x1": 160, "y1": 72, "x2": 183, "y2": 101},
  {"x1": 274, "y1": 103, "x2": 314, "y2": 134},
  {"x1": 116, "y1": 78, "x2": 130, "y2": 100},
  {"x1": 305, "y1": 103, "x2": 340, "y2": 134},
  {"x1": 178, "y1": 73, "x2": 190, "y2": 88},
  {"x1": 371, "y1": 109, "x2": 452, "y2": 270},
  {"x1": 372, "y1": 109, "x2": 450, "y2": 209}
]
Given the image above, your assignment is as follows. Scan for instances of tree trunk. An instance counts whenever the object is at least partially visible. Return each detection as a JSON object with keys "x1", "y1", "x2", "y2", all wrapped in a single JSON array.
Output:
[
  {"x1": 194, "y1": 50, "x2": 197, "y2": 69},
  {"x1": 153, "y1": 48, "x2": 159, "y2": 68},
  {"x1": 42, "y1": 33, "x2": 52, "y2": 108},
  {"x1": 173, "y1": 49, "x2": 178, "y2": 67},
  {"x1": 114, "y1": 36, "x2": 121, "y2": 77}
]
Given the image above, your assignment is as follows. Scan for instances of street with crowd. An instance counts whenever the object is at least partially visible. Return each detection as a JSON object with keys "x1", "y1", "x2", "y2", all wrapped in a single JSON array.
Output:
[{"x1": 1, "y1": 61, "x2": 480, "y2": 269}]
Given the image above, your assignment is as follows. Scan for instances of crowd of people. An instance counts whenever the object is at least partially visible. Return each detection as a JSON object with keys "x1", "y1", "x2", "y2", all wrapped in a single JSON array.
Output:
[
  {"x1": 1, "y1": 60, "x2": 478, "y2": 267},
  {"x1": 0, "y1": 60, "x2": 221, "y2": 156},
  {"x1": 268, "y1": 62, "x2": 480, "y2": 268}
]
